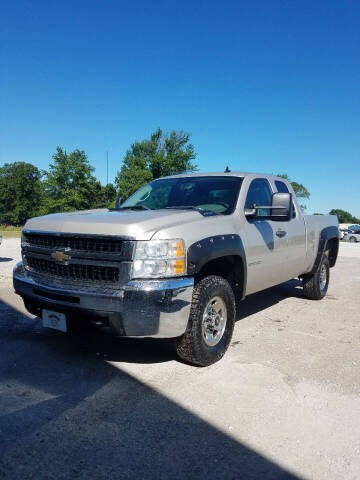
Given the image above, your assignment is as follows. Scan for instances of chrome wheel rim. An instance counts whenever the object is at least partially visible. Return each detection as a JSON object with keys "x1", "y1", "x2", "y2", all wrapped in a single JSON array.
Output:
[
  {"x1": 202, "y1": 296, "x2": 227, "y2": 347},
  {"x1": 319, "y1": 264, "x2": 328, "y2": 292}
]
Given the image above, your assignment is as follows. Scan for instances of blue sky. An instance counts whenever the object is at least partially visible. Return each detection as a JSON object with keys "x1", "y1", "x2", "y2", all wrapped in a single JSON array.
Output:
[{"x1": 1, "y1": 0, "x2": 359, "y2": 216}]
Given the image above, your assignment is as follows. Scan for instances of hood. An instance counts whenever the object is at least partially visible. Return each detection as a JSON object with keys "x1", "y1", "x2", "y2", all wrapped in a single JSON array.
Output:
[{"x1": 24, "y1": 208, "x2": 206, "y2": 240}]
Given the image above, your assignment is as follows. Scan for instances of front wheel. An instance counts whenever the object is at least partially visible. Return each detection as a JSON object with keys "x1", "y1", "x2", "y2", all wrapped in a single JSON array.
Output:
[
  {"x1": 349, "y1": 236, "x2": 357, "y2": 243},
  {"x1": 302, "y1": 254, "x2": 330, "y2": 300},
  {"x1": 175, "y1": 275, "x2": 236, "y2": 366}
]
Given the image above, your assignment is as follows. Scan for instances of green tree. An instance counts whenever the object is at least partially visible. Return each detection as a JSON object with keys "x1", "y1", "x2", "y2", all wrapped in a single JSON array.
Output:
[
  {"x1": 329, "y1": 209, "x2": 360, "y2": 224},
  {"x1": 42, "y1": 147, "x2": 105, "y2": 213},
  {"x1": 115, "y1": 128, "x2": 197, "y2": 199},
  {"x1": 277, "y1": 173, "x2": 310, "y2": 211},
  {"x1": 95, "y1": 183, "x2": 117, "y2": 208},
  {"x1": 0, "y1": 162, "x2": 43, "y2": 225}
]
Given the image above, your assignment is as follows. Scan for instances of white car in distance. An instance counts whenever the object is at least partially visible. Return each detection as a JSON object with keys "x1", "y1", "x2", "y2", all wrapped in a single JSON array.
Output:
[{"x1": 344, "y1": 231, "x2": 360, "y2": 243}]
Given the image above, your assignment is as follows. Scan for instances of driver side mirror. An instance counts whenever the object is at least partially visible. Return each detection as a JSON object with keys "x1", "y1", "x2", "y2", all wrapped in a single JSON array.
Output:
[
  {"x1": 271, "y1": 192, "x2": 292, "y2": 221},
  {"x1": 245, "y1": 192, "x2": 293, "y2": 221}
]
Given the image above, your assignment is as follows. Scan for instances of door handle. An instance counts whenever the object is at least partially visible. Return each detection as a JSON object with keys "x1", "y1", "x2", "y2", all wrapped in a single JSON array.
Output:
[{"x1": 276, "y1": 229, "x2": 287, "y2": 238}]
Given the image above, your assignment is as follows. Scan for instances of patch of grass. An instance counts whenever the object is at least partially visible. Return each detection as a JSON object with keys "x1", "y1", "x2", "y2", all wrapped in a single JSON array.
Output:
[
  {"x1": 0, "y1": 226, "x2": 23, "y2": 238},
  {"x1": 0, "y1": 225, "x2": 23, "y2": 231},
  {"x1": 0, "y1": 230, "x2": 22, "y2": 238}
]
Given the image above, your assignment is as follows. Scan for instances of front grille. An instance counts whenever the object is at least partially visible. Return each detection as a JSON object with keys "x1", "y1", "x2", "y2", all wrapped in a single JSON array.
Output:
[
  {"x1": 23, "y1": 232, "x2": 123, "y2": 253},
  {"x1": 21, "y1": 231, "x2": 132, "y2": 290},
  {"x1": 25, "y1": 256, "x2": 119, "y2": 282}
]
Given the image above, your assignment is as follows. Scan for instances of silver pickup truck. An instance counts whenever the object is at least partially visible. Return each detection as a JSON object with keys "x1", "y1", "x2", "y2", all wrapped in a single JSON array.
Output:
[{"x1": 14, "y1": 172, "x2": 339, "y2": 366}]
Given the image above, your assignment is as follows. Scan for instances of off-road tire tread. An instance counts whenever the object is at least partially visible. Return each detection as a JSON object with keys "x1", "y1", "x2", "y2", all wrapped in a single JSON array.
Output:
[{"x1": 175, "y1": 275, "x2": 235, "y2": 366}]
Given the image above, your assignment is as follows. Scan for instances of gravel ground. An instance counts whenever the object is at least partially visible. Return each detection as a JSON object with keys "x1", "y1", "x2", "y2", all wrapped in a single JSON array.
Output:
[{"x1": 0, "y1": 238, "x2": 360, "y2": 479}]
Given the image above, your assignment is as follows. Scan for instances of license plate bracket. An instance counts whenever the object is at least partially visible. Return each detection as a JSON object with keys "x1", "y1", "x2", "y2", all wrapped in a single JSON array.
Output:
[{"x1": 42, "y1": 309, "x2": 67, "y2": 332}]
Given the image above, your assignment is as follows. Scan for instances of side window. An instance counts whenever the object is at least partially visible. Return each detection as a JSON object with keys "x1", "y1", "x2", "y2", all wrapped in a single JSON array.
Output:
[
  {"x1": 245, "y1": 178, "x2": 272, "y2": 217},
  {"x1": 275, "y1": 180, "x2": 289, "y2": 194},
  {"x1": 275, "y1": 180, "x2": 296, "y2": 218}
]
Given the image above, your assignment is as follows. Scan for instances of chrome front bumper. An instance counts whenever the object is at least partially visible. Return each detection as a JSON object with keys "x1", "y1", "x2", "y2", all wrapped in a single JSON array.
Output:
[{"x1": 13, "y1": 262, "x2": 194, "y2": 338}]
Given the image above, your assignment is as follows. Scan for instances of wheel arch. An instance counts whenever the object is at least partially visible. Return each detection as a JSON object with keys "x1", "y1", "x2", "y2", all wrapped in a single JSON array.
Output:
[
  {"x1": 310, "y1": 226, "x2": 339, "y2": 273},
  {"x1": 187, "y1": 234, "x2": 247, "y2": 300}
]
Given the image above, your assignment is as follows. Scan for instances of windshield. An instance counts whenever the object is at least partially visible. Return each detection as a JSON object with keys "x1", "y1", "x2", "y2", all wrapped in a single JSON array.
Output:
[{"x1": 119, "y1": 176, "x2": 243, "y2": 215}]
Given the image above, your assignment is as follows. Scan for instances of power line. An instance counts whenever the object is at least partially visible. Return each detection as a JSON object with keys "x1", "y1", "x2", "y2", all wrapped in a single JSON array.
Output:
[{"x1": 106, "y1": 151, "x2": 109, "y2": 185}]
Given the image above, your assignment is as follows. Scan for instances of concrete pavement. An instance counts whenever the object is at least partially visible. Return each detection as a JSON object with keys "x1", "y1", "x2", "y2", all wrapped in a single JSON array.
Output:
[{"x1": 1, "y1": 239, "x2": 359, "y2": 479}]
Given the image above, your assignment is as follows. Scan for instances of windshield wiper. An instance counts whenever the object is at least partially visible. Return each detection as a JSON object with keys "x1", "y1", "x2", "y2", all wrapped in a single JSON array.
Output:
[
  {"x1": 116, "y1": 205, "x2": 151, "y2": 211},
  {"x1": 165, "y1": 206, "x2": 218, "y2": 216}
]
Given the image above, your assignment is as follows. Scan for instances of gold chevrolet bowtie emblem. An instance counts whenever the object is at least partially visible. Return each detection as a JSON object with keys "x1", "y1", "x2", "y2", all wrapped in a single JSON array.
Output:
[{"x1": 51, "y1": 251, "x2": 70, "y2": 263}]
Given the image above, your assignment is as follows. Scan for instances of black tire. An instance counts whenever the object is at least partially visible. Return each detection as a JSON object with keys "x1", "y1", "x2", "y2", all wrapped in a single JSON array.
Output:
[
  {"x1": 302, "y1": 254, "x2": 330, "y2": 300},
  {"x1": 349, "y1": 236, "x2": 356, "y2": 243},
  {"x1": 175, "y1": 275, "x2": 236, "y2": 366}
]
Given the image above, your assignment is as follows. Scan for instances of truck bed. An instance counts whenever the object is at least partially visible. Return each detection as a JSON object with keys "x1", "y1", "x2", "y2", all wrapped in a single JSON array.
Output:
[{"x1": 303, "y1": 215, "x2": 338, "y2": 272}]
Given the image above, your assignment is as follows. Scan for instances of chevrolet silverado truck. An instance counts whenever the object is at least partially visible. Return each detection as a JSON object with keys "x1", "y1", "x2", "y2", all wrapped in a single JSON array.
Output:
[{"x1": 13, "y1": 173, "x2": 339, "y2": 366}]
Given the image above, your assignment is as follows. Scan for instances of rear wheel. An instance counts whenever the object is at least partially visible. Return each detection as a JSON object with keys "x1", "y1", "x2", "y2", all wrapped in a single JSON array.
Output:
[
  {"x1": 175, "y1": 275, "x2": 235, "y2": 366},
  {"x1": 302, "y1": 254, "x2": 330, "y2": 300}
]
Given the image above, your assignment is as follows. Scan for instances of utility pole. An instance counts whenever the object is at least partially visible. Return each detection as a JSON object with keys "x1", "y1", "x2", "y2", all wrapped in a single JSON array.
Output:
[{"x1": 106, "y1": 151, "x2": 109, "y2": 185}]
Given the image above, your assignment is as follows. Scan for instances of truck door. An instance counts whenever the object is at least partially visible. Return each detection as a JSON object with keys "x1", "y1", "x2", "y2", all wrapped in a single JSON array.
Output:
[
  {"x1": 273, "y1": 180, "x2": 306, "y2": 279},
  {"x1": 242, "y1": 178, "x2": 291, "y2": 295}
]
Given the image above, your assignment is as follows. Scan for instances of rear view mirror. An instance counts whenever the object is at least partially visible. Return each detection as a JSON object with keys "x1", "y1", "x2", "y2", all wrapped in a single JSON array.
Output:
[
  {"x1": 244, "y1": 192, "x2": 293, "y2": 221},
  {"x1": 271, "y1": 192, "x2": 292, "y2": 221}
]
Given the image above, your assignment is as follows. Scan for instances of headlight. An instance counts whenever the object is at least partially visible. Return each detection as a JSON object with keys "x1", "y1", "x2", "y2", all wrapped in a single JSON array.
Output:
[{"x1": 132, "y1": 239, "x2": 186, "y2": 278}]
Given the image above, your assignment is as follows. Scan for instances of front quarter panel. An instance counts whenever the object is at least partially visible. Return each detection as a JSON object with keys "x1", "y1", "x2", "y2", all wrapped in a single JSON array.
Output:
[{"x1": 152, "y1": 215, "x2": 247, "y2": 297}]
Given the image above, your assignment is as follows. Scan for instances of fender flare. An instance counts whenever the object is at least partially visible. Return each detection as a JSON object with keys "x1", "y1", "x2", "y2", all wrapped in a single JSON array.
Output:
[
  {"x1": 310, "y1": 226, "x2": 339, "y2": 274},
  {"x1": 187, "y1": 234, "x2": 247, "y2": 299}
]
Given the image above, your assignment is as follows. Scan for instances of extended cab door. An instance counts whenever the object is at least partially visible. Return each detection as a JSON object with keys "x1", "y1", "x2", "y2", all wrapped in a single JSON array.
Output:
[
  {"x1": 241, "y1": 178, "x2": 292, "y2": 295},
  {"x1": 273, "y1": 179, "x2": 307, "y2": 279}
]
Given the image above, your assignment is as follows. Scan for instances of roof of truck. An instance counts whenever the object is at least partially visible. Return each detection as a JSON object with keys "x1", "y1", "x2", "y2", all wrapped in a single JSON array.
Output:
[{"x1": 160, "y1": 172, "x2": 285, "y2": 181}]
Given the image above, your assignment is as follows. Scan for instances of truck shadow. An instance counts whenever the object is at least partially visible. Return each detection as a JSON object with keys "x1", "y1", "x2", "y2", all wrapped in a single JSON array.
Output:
[
  {"x1": 237, "y1": 279, "x2": 304, "y2": 322},
  {"x1": 0, "y1": 278, "x2": 304, "y2": 366},
  {"x1": 0, "y1": 299, "x2": 301, "y2": 480}
]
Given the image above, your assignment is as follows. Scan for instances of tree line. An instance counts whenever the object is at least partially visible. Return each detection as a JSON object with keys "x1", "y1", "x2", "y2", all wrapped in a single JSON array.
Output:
[
  {"x1": 1, "y1": 127, "x2": 356, "y2": 226},
  {"x1": 328, "y1": 209, "x2": 360, "y2": 224},
  {"x1": 0, "y1": 129, "x2": 197, "y2": 226}
]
